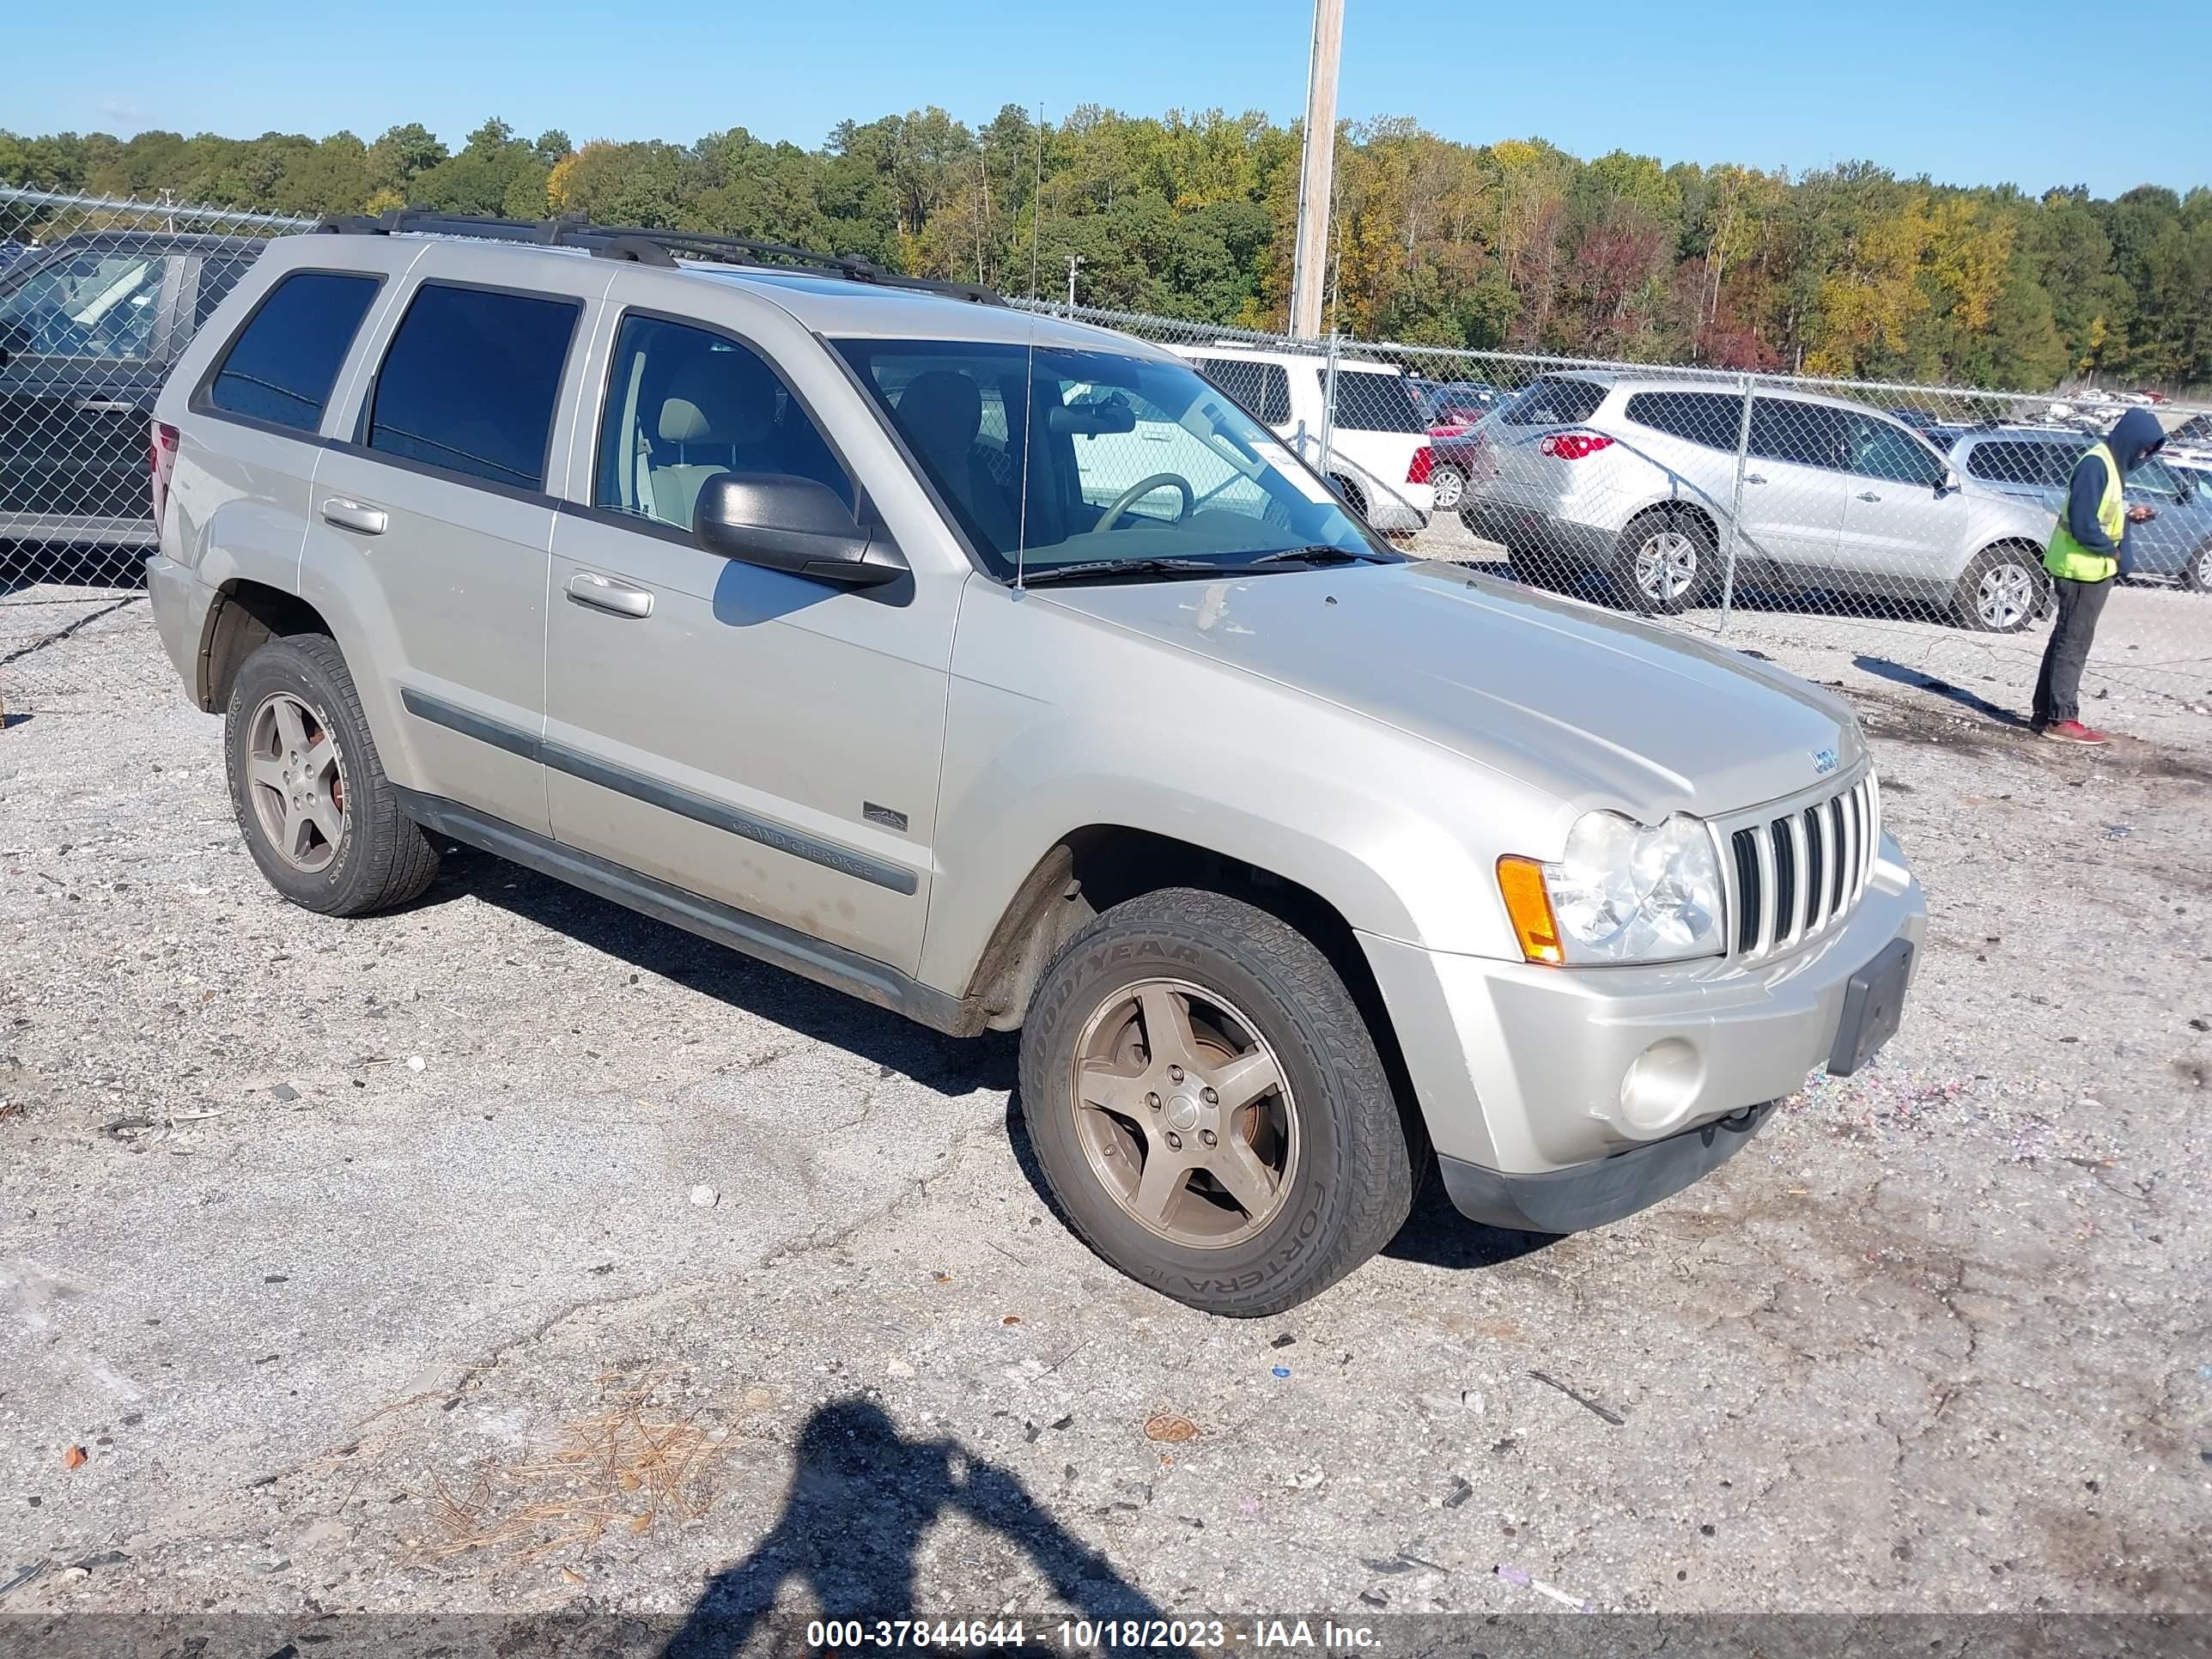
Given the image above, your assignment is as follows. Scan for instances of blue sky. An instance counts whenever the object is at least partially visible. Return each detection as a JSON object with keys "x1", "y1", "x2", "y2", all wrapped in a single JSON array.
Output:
[{"x1": 11, "y1": 0, "x2": 2205, "y2": 199}]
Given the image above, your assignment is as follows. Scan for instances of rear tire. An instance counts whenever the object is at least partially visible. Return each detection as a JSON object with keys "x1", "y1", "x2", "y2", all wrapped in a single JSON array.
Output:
[
  {"x1": 1612, "y1": 508, "x2": 1713, "y2": 615},
  {"x1": 1429, "y1": 464, "x2": 1467, "y2": 511},
  {"x1": 225, "y1": 634, "x2": 439, "y2": 916},
  {"x1": 1951, "y1": 545, "x2": 2047, "y2": 632},
  {"x1": 1017, "y1": 888, "x2": 1415, "y2": 1317},
  {"x1": 2182, "y1": 541, "x2": 2212, "y2": 593}
]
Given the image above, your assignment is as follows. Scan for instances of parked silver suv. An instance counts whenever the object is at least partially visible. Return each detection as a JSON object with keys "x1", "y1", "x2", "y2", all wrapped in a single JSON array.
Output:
[
  {"x1": 1459, "y1": 374, "x2": 2058, "y2": 630},
  {"x1": 146, "y1": 213, "x2": 1926, "y2": 1315}
]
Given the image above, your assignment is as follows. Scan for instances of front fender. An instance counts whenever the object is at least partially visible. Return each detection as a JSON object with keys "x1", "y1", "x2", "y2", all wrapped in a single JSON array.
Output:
[{"x1": 917, "y1": 585, "x2": 1560, "y2": 997}]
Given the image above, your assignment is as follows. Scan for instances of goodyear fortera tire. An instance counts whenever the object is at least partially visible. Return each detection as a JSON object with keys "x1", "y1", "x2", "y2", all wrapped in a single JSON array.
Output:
[{"x1": 1017, "y1": 888, "x2": 1414, "y2": 1316}]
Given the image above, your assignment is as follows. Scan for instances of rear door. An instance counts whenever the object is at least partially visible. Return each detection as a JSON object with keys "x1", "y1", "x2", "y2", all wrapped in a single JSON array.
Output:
[
  {"x1": 0, "y1": 241, "x2": 189, "y2": 555},
  {"x1": 1738, "y1": 396, "x2": 1852, "y2": 574},
  {"x1": 1835, "y1": 411, "x2": 1966, "y2": 592},
  {"x1": 307, "y1": 258, "x2": 608, "y2": 836}
]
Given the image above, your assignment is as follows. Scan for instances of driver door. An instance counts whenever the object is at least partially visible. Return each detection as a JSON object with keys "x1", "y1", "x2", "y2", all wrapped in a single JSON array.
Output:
[{"x1": 1836, "y1": 412, "x2": 1965, "y2": 595}]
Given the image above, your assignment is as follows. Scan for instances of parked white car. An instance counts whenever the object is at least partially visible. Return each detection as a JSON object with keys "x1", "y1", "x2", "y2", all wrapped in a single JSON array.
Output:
[
  {"x1": 1169, "y1": 344, "x2": 1435, "y2": 532},
  {"x1": 1456, "y1": 374, "x2": 2061, "y2": 631}
]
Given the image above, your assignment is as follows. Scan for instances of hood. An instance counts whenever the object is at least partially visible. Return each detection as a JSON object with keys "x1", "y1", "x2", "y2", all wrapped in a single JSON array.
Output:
[
  {"x1": 1036, "y1": 562, "x2": 1862, "y2": 818},
  {"x1": 2109, "y1": 406, "x2": 2167, "y2": 472}
]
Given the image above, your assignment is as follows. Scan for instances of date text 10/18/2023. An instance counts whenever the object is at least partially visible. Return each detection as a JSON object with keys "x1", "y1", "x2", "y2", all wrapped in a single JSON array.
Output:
[{"x1": 803, "y1": 1620, "x2": 1382, "y2": 1650}]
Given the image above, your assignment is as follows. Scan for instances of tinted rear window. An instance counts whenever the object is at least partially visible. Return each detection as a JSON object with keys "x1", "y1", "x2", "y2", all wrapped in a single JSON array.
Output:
[
  {"x1": 206, "y1": 270, "x2": 379, "y2": 433},
  {"x1": 1965, "y1": 439, "x2": 2073, "y2": 488},
  {"x1": 1502, "y1": 376, "x2": 1608, "y2": 427},
  {"x1": 1194, "y1": 357, "x2": 1292, "y2": 426},
  {"x1": 1329, "y1": 369, "x2": 1425, "y2": 434},
  {"x1": 1625, "y1": 390, "x2": 1744, "y2": 450},
  {"x1": 367, "y1": 283, "x2": 579, "y2": 489}
]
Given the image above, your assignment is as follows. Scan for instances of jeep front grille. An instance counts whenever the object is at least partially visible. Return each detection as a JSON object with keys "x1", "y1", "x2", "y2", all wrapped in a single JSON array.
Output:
[{"x1": 1721, "y1": 770, "x2": 1879, "y2": 962}]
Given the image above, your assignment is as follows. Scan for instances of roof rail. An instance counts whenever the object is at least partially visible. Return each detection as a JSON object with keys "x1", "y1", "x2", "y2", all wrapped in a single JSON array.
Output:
[{"x1": 310, "y1": 209, "x2": 1004, "y2": 305}]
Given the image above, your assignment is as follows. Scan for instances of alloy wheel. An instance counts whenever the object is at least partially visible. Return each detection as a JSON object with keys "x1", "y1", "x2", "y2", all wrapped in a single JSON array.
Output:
[
  {"x1": 1635, "y1": 530, "x2": 1699, "y2": 601},
  {"x1": 1977, "y1": 561, "x2": 2036, "y2": 630},
  {"x1": 1069, "y1": 978, "x2": 1298, "y2": 1249},
  {"x1": 244, "y1": 690, "x2": 347, "y2": 873},
  {"x1": 1430, "y1": 465, "x2": 1466, "y2": 510}
]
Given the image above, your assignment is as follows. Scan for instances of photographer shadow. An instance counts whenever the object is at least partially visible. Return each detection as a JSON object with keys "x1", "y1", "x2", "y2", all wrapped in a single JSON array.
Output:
[{"x1": 663, "y1": 1397, "x2": 1165, "y2": 1657}]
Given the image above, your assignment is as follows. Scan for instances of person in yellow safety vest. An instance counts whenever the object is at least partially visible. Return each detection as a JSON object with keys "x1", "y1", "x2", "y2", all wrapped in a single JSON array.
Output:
[{"x1": 2030, "y1": 406, "x2": 2166, "y2": 744}]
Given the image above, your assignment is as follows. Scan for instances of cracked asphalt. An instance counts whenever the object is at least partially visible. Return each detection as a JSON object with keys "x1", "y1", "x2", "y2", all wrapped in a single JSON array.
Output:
[{"x1": 1, "y1": 599, "x2": 2208, "y2": 1638}]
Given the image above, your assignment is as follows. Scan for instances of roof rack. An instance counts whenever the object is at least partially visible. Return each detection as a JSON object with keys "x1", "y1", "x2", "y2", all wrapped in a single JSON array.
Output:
[{"x1": 311, "y1": 209, "x2": 1004, "y2": 306}]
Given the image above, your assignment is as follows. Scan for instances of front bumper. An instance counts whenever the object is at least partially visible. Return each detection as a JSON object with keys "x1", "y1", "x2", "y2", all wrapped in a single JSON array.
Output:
[{"x1": 1361, "y1": 833, "x2": 1925, "y2": 1230}]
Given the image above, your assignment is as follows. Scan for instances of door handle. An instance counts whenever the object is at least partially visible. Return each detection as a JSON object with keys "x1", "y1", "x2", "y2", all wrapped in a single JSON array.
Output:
[
  {"x1": 320, "y1": 498, "x2": 387, "y2": 536},
  {"x1": 1743, "y1": 473, "x2": 1766, "y2": 485},
  {"x1": 1856, "y1": 491, "x2": 1882, "y2": 501},
  {"x1": 566, "y1": 570, "x2": 654, "y2": 619},
  {"x1": 72, "y1": 398, "x2": 140, "y2": 414}
]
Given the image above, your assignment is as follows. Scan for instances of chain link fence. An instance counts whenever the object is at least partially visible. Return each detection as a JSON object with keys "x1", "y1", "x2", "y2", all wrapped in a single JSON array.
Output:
[
  {"x1": 1012, "y1": 300, "x2": 2212, "y2": 711},
  {"x1": 4, "y1": 185, "x2": 2208, "y2": 724},
  {"x1": 0, "y1": 187, "x2": 308, "y2": 717}
]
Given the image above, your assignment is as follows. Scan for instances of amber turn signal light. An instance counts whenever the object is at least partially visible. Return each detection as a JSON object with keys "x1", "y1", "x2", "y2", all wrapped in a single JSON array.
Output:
[{"x1": 1496, "y1": 855, "x2": 1564, "y2": 965}]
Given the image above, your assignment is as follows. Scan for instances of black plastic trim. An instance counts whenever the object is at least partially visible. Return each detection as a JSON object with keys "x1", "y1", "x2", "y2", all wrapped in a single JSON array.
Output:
[
  {"x1": 397, "y1": 688, "x2": 917, "y2": 895},
  {"x1": 392, "y1": 787, "x2": 970, "y2": 1035},
  {"x1": 1437, "y1": 1103, "x2": 1775, "y2": 1234},
  {"x1": 313, "y1": 209, "x2": 1004, "y2": 305}
]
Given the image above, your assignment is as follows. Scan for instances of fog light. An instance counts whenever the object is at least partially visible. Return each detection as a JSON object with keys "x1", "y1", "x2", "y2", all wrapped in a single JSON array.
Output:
[{"x1": 1619, "y1": 1038, "x2": 1702, "y2": 1133}]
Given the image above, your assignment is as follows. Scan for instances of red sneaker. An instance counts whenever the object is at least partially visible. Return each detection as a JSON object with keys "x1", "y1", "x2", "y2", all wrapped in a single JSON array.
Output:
[{"x1": 2041, "y1": 720, "x2": 2109, "y2": 744}]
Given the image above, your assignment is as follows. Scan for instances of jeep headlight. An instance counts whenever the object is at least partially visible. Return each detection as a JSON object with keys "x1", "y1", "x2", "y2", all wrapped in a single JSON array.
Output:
[{"x1": 1498, "y1": 811, "x2": 1725, "y2": 965}]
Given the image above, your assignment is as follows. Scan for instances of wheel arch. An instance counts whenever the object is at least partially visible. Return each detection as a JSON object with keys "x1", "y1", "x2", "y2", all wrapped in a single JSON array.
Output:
[{"x1": 197, "y1": 580, "x2": 332, "y2": 712}]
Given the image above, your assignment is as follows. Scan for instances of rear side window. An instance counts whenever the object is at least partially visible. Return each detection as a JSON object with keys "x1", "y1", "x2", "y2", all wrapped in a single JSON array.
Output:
[
  {"x1": 1749, "y1": 397, "x2": 1853, "y2": 471},
  {"x1": 1194, "y1": 357, "x2": 1292, "y2": 426},
  {"x1": 1329, "y1": 369, "x2": 1424, "y2": 433},
  {"x1": 1625, "y1": 391, "x2": 1744, "y2": 451},
  {"x1": 206, "y1": 271, "x2": 378, "y2": 433},
  {"x1": 1965, "y1": 440, "x2": 2072, "y2": 488},
  {"x1": 366, "y1": 283, "x2": 579, "y2": 490},
  {"x1": 1502, "y1": 376, "x2": 1608, "y2": 427}
]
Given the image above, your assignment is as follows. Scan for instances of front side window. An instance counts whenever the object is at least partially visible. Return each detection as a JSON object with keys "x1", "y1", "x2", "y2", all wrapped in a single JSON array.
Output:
[
  {"x1": 2130, "y1": 456, "x2": 2185, "y2": 501},
  {"x1": 1750, "y1": 398, "x2": 1853, "y2": 471},
  {"x1": 1966, "y1": 441, "x2": 2069, "y2": 488},
  {"x1": 0, "y1": 248, "x2": 176, "y2": 361},
  {"x1": 206, "y1": 271, "x2": 379, "y2": 433},
  {"x1": 836, "y1": 339, "x2": 1388, "y2": 580},
  {"x1": 366, "y1": 283, "x2": 579, "y2": 490},
  {"x1": 1844, "y1": 415, "x2": 1947, "y2": 487},
  {"x1": 595, "y1": 314, "x2": 852, "y2": 532},
  {"x1": 1328, "y1": 368, "x2": 1425, "y2": 434}
]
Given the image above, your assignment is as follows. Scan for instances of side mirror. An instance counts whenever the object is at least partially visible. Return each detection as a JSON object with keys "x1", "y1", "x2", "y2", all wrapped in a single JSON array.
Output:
[
  {"x1": 1937, "y1": 468, "x2": 1960, "y2": 496},
  {"x1": 0, "y1": 319, "x2": 29, "y2": 368},
  {"x1": 694, "y1": 473, "x2": 906, "y2": 588}
]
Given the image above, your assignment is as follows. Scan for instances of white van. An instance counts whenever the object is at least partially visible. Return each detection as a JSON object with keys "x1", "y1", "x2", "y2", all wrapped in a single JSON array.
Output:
[{"x1": 1170, "y1": 344, "x2": 1435, "y2": 532}]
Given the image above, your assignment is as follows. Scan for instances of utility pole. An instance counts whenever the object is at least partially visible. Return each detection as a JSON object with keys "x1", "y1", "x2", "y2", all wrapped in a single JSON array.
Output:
[
  {"x1": 1288, "y1": 0, "x2": 1344, "y2": 338},
  {"x1": 1066, "y1": 253, "x2": 1083, "y2": 308}
]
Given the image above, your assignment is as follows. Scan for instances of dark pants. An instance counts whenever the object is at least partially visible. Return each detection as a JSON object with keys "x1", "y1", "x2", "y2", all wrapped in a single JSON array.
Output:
[{"x1": 2031, "y1": 574, "x2": 2114, "y2": 727}]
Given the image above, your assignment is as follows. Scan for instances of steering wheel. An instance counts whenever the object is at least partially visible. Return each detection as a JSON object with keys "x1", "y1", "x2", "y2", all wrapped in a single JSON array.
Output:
[{"x1": 1097, "y1": 473, "x2": 1194, "y2": 532}]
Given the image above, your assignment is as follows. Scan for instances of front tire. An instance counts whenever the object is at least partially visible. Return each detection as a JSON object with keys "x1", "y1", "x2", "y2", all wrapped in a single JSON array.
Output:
[
  {"x1": 225, "y1": 634, "x2": 439, "y2": 915},
  {"x1": 2182, "y1": 541, "x2": 2212, "y2": 593},
  {"x1": 1952, "y1": 545, "x2": 2047, "y2": 632},
  {"x1": 1017, "y1": 889, "x2": 1415, "y2": 1317}
]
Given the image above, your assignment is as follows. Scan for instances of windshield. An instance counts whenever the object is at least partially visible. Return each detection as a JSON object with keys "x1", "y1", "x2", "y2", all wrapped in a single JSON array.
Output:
[{"x1": 836, "y1": 338, "x2": 1391, "y2": 581}]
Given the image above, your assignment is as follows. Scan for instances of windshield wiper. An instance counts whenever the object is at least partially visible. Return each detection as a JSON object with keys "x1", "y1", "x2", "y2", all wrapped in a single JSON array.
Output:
[
  {"x1": 1245, "y1": 544, "x2": 1393, "y2": 567},
  {"x1": 1018, "y1": 556, "x2": 1232, "y2": 586}
]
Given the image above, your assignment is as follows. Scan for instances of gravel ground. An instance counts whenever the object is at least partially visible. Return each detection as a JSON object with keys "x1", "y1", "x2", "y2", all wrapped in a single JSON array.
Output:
[{"x1": 1, "y1": 585, "x2": 2208, "y2": 1643}]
